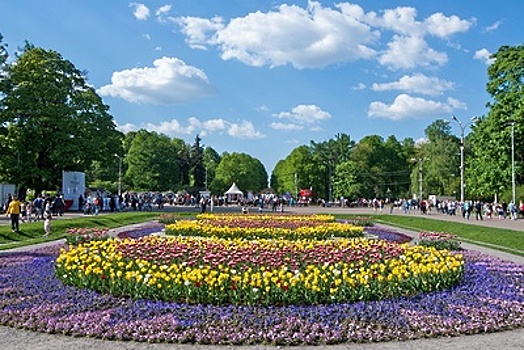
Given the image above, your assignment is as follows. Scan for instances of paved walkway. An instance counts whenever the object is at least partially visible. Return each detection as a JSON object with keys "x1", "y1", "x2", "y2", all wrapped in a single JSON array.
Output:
[
  {"x1": 2, "y1": 204, "x2": 523, "y2": 232},
  {"x1": 287, "y1": 205, "x2": 524, "y2": 231}
]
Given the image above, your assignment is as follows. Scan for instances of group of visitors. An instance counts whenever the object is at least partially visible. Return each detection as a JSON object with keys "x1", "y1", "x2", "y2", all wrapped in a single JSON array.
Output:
[
  {"x1": 410, "y1": 198, "x2": 524, "y2": 221},
  {"x1": 458, "y1": 200, "x2": 523, "y2": 221},
  {"x1": 80, "y1": 192, "x2": 159, "y2": 214},
  {"x1": 3, "y1": 192, "x2": 60, "y2": 235}
]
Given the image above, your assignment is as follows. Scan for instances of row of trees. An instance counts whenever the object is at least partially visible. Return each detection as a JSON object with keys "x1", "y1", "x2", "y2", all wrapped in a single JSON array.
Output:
[
  {"x1": 98, "y1": 131, "x2": 268, "y2": 196},
  {"x1": 0, "y1": 35, "x2": 521, "y2": 203},
  {"x1": 271, "y1": 124, "x2": 461, "y2": 202}
]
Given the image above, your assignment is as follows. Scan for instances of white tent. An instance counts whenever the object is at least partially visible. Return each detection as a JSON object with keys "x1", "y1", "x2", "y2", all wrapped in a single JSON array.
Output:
[{"x1": 225, "y1": 182, "x2": 244, "y2": 203}]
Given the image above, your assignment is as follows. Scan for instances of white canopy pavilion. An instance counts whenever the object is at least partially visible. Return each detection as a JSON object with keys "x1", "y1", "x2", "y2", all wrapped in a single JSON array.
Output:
[{"x1": 224, "y1": 182, "x2": 244, "y2": 204}]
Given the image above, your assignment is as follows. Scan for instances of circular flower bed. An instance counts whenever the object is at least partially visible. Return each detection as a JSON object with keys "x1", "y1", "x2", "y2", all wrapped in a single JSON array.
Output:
[
  {"x1": 55, "y1": 236, "x2": 463, "y2": 305},
  {"x1": 0, "y1": 246, "x2": 522, "y2": 345},
  {"x1": 165, "y1": 213, "x2": 364, "y2": 240}
]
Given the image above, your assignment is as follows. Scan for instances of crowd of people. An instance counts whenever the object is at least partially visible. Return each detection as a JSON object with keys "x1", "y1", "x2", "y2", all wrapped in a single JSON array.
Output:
[
  {"x1": 4, "y1": 189, "x2": 523, "y2": 237},
  {"x1": 3, "y1": 192, "x2": 64, "y2": 235},
  {"x1": 432, "y1": 199, "x2": 524, "y2": 221},
  {"x1": 387, "y1": 197, "x2": 524, "y2": 221}
]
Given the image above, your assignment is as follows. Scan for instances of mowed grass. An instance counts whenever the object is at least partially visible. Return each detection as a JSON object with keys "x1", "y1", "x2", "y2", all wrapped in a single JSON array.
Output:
[
  {"x1": 0, "y1": 212, "x2": 161, "y2": 250},
  {"x1": 341, "y1": 214, "x2": 523, "y2": 256}
]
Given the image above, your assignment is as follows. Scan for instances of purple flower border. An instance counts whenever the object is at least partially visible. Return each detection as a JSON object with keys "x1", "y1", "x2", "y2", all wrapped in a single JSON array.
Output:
[
  {"x1": 116, "y1": 222, "x2": 165, "y2": 239},
  {"x1": 0, "y1": 228, "x2": 522, "y2": 345}
]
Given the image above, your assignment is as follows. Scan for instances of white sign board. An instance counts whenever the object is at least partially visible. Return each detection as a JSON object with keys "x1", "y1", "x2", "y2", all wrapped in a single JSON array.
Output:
[{"x1": 62, "y1": 172, "x2": 85, "y2": 211}]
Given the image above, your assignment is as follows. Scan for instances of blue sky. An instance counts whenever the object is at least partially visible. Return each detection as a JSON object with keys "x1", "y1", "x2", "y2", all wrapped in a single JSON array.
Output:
[{"x1": 1, "y1": 1, "x2": 522, "y2": 173}]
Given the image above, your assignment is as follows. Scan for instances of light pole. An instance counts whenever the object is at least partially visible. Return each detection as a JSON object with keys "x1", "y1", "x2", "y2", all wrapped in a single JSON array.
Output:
[
  {"x1": 114, "y1": 154, "x2": 122, "y2": 197},
  {"x1": 450, "y1": 115, "x2": 478, "y2": 203},
  {"x1": 419, "y1": 159, "x2": 423, "y2": 201},
  {"x1": 411, "y1": 157, "x2": 425, "y2": 202},
  {"x1": 294, "y1": 173, "x2": 298, "y2": 201},
  {"x1": 511, "y1": 122, "x2": 516, "y2": 204}
]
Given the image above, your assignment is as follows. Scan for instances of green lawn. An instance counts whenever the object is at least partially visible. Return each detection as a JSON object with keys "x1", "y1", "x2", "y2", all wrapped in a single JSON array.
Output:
[
  {"x1": 0, "y1": 212, "x2": 160, "y2": 250},
  {"x1": 337, "y1": 214, "x2": 524, "y2": 256}
]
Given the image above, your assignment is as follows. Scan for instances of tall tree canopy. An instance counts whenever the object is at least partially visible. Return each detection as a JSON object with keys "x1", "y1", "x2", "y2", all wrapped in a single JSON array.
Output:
[
  {"x1": 212, "y1": 153, "x2": 268, "y2": 195},
  {"x1": 310, "y1": 133, "x2": 354, "y2": 200},
  {"x1": 125, "y1": 130, "x2": 180, "y2": 192},
  {"x1": 467, "y1": 45, "x2": 524, "y2": 200},
  {"x1": 190, "y1": 134, "x2": 205, "y2": 190},
  {"x1": 202, "y1": 146, "x2": 221, "y2": 191},
  {"x1": 0, "y1": 44, "x2": 122, "y2": 195},
  {"x1": 270, "y1": 133, "x2": 414, "y2": 202},
  {"x1": 271, "y1": 145, "x2": 317, "y2": 197},
  {"x1": 412, "y1": 120, "x2": 460, "y2": 199}
]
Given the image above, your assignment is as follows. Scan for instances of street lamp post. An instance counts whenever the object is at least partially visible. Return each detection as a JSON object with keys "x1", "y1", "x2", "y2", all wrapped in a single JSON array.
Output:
[
  {"x1": 451, "y1": 115, "x2": 478, "y2": 203},
  {"x1": 114, "y1": 154, "x2": 122, "y2": 197},
  {"x1": 511, "y1": 122, "x2": 516, "y2": 204},
  {"x1": 411, "y1": 157, "x2": 425, "y2": 202},
  {"x1": 418, "y1": 158, "x2": 423, "y2": 202}
]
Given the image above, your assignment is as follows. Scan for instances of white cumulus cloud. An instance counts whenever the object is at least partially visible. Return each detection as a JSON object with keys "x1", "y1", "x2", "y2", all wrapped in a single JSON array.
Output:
[
  {"x1": 119, "y1": 117, "x2": 265, "y2": 140},
  {"x1": 176, "y1": 16, "x2": 224, "y2": 50},
  {"x1": 372, "y1": 73, "x2": 455, "y2": 96},
  {"x1": 378, "y1": 34, "x2": 448, "y2": 70},
  {"x1": 423, "y1": 12, "x2": 473, "y2": 38},
  {"x1": 176, "y1": 1, "x2": 377, "y2": 68},
  {"x1": 368, "y1": 7, "x2": 472, "y2": 70},
  {"x1": 97, "y1": 57, "x2": 215, "y2": 104},
  {"x1": 271, "y1": 104, "x2": 331, "y2": 131},
  {"x1": 368, "y1": 94, "x2": 459, "y2": 120},
  {"x1": 227, "y1": 120, "x2": 265, "y2": 139},
  {"x1": 156, "y1": 4, "x2": 171, "y2": 17},
  {"x1": 474, "y1": 48, "x2": 495, "y2": 65},
  {"x1": 171, "y1": 2, "x2": 474, "y2": 70},
  {"x1": 269, "y1": 122, "x2": 304, "y2": 131},
  {"x1": 170, "y1": 2, "x2": 474, "y2": 70},
  {"x1": 130, "y1": 3, "x2": 150, "y2": 20}
]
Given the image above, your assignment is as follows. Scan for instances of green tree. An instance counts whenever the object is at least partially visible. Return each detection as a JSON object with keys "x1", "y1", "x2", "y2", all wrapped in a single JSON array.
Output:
[
  {"x1": 203, "y1": 146, "x2": 221, "y2": 191},
  {"x1": 172, "y1": 138, "x2": 191, "y2": 189},
  {"x1": 0, "y1": 44, "x2": 122, "y2": 195},
  {"x1": 415, "y1": 120, "x2": 460, "y2": 199},
  {"x1": 310, "y1": 133, "x2": 354, "y2": 200},
  {"x1": 190, "y1": 134, "x2": 205, "y2": 189},
  {"x1": 211, "y1": 153, "x2": 267, "y2": 195},
  {"x1": 0, "y1": 34, "x2": 8, "y2": 90},
  {"x1": 271, "y1": 145, "x2": 316, "y2": 197},
  {"x1": 332, "y1": 160, "x2": 363, "y2": 201},
  {"x1": 468, "y1": 45, "x2": 524, "y2": 201},
  {"x1": 125, "y1": 130, "x2": 179, "y2": 191},
  {"x1": 350, "y1": 135, "x2": 387, "y2": 198},
  {"x1": 382, "y1": 136, "x2": 412, "y2": 199}
]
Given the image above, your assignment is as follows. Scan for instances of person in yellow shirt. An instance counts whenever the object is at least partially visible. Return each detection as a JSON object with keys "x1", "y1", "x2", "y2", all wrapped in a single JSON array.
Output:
[{"x1": 6, "y1": 194, "x2": 22, "y2": 232}]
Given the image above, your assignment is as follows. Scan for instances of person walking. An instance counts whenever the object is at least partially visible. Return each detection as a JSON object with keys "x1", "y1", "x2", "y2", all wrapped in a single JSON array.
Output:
[
  {"x1": 474, "y1": 200, "x2": 483, "y2": 221},
  {"x1": 33, "y1": 194, "x2": 44, "y2": 221},
  {"x1": 6, "y1": 194, "x2": 22, "y2": 232},
  {"x1": 200, "y1": 196, "x2": 207, "y2": 213},
  {"x1": 43, "y1": 212, "x2": 52, "y2": 237}
]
